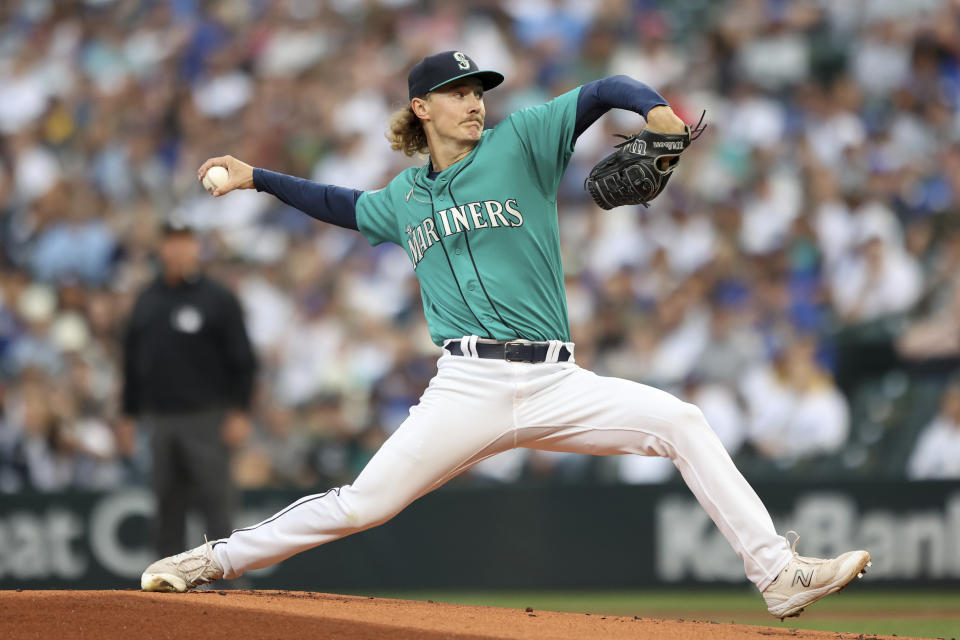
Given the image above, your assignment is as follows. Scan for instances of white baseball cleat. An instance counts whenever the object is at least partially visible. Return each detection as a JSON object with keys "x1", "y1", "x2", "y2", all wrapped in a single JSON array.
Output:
[
  {"x1": 141, "y1": 538, "x2": 225, "y2": 592},
  {"x1": 762, "y1": 531, "x2": 871, "y2": 620}
]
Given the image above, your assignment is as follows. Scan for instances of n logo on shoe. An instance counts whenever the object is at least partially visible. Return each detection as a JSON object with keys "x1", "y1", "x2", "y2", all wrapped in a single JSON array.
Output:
[{"x1": 792, "y1": 569, "x2": 813, "y2": 587}]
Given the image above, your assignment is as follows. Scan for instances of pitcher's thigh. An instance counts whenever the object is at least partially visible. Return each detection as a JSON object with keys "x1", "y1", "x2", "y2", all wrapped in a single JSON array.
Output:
[
  {"x1": 348, "y1": 400, "x2": 517, "y2": 522},
  {"x1": 516, "y1": 368, "x2": 715, "y2": 457}
]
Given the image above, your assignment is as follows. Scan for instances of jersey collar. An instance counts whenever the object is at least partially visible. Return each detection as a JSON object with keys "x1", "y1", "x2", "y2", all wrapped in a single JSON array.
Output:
[{"x1": 424, "y1": 131, "x2": 488, "y2": 182}]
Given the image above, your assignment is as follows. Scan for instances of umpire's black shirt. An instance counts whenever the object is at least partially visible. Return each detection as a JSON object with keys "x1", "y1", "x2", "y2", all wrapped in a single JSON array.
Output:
[{"x1": 122, "y1": 273, "x2": 257, "y2": 416}]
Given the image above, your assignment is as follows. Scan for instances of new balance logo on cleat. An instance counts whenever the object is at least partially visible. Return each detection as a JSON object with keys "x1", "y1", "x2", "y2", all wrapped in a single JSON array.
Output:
[
  {"x1": 792, "y1": 569, "x2": 813, "y2": 588},
  {"x1": 762, "y1": 531, "x2": 871, "y2": 620}
]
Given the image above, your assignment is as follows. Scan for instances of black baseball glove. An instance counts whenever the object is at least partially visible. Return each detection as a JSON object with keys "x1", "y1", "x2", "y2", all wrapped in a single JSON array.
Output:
[{"x1": 584, "y1": 112, "x2": 706, "y2": 210}]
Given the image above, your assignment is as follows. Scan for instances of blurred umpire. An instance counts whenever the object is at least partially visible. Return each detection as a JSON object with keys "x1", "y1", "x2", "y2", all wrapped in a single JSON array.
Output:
[{"x1": 121, "y1": 219, "x2": 257, "y2": 557}]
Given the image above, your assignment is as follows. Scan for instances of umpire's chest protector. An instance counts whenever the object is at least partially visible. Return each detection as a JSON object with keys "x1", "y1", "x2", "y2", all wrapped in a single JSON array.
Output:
[{"x1": 357, "y1": 88, "x2": 582, "y2": 345}]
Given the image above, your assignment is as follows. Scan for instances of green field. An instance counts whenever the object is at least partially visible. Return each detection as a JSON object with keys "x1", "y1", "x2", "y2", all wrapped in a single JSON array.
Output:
[{"x1": 359, "y1": 589, "x2": 960, "y2": 639}]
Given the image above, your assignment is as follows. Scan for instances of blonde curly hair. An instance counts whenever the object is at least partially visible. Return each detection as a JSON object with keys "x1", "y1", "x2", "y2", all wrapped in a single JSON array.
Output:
[{"x1": 387, "y1": 106, "x2": 428, "y2": 157}]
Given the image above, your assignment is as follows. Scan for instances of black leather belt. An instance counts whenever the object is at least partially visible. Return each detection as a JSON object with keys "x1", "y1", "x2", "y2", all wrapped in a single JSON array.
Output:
[{"x1": 444, "y1": 341, "x2": 572, "y2": 363}]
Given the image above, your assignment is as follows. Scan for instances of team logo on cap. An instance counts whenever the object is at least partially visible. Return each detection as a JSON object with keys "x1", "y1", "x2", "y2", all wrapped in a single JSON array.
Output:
[{"x1": 454, "y1": 52, "x2": 470, "y2": 70}]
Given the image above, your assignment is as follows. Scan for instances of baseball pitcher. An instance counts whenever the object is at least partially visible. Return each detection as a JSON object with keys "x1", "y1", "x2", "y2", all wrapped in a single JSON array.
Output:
[{"x1": 142, "y1": 51, "x2": 870, "y2": 619}]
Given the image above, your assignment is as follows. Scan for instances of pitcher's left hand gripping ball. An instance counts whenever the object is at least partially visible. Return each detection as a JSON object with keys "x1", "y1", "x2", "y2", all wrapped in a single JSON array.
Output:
[{"x1": 585, "y1": 111, "x2": 706, "y2": 209}]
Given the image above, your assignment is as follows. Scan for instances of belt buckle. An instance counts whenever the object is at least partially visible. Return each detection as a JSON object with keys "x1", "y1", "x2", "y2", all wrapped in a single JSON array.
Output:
[{"x1": 503, "y1": 341, "x2": 534, "y2": 362}]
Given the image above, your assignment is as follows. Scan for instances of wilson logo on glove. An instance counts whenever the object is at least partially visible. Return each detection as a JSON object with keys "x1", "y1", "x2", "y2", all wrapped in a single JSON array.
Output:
[
  {"x1": 653, "y1": 140, "x2": 686, "y2": 151},
  {"x1": 626, "y1": 139, "x2": 647, "y2": 155},
  {"x1": 584, "y1": 110, "x2": 706, "y2": 210}
]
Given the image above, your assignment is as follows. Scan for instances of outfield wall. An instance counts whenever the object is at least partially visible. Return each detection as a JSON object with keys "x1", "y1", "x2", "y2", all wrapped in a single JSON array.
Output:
[{"x1": 1, "y1": 481, "x2": 958, "y2": 590}]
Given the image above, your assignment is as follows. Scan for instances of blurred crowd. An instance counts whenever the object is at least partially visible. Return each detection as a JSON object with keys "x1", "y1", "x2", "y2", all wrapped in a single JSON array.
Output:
[{"x1": 2, "y1": 0, "x2": 960, "y2": 494}]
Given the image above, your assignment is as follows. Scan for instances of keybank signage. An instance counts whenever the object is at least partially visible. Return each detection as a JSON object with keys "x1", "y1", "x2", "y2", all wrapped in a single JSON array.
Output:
[
  {"x1": 657, "y1": 491, "x2": 960, "y2": 583},
  {"x1": 1, "y1": 483, "x2": 958, "y2": 588}
]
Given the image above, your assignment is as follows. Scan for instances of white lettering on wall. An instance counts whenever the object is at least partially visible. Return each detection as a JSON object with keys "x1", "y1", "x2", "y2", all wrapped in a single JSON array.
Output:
[{"x1": 656, "y1": 493, "x2": 960, "y2": 582}]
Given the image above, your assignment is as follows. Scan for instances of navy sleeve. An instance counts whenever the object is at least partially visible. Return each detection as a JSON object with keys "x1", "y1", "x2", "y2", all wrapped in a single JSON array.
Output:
[
  {"x1": 574, "y1": 75, "x2": 669, "y2": 141},
  {"x1": 253, "y1": 168, "x2": 361, "y2": 231}
]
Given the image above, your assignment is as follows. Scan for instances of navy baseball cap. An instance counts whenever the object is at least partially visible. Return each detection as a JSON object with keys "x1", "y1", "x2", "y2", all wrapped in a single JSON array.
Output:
[
  {"x1": 408, "y1": 51, "x2": 504, "y2": 101},
  {"x1": 161, "y1": 219, "x2": 194, "y2": 236}
]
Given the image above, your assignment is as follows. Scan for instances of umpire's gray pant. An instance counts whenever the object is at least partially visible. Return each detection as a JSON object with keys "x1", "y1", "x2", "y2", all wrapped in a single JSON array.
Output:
[{"x1": 145, "y1": 410, "x2": 232, "y2": 557}]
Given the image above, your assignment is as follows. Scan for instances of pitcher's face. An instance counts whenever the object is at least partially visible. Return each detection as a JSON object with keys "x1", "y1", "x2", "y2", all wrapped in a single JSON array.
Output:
[{"x1": 417, "y1": 78, "x2": 485, "y2": 145}]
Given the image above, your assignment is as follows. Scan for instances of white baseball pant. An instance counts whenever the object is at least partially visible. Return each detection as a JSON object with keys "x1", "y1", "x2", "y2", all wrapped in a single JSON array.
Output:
[{"x1": 214, "y1": 338, "x2": 792, "y2": 590}]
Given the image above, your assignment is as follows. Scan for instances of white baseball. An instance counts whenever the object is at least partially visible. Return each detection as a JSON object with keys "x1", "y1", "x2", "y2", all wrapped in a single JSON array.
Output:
[{"x1": 202, "y1": 165, "x2": 229, "y2": 194}]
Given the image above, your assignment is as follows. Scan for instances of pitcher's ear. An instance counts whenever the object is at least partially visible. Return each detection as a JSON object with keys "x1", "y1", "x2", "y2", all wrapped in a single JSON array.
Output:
[{"x1": 411, "y1": 97, "x2": 429, "y2": 119}]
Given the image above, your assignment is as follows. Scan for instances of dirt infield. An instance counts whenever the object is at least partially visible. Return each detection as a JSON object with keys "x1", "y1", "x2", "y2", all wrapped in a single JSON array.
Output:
[{"x1": 0, "y1": 590, "x2": 919, "y2": 640}]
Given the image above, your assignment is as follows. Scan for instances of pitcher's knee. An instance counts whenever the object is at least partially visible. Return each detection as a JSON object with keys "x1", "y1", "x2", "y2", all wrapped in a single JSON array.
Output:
[
  {"x1": 675, "y1": 401, "x2": 709, "y2": 430},
  {"x1": 339, "y1": 487, "x2": 408, "y2": 531},
  {"x1": 671, "y1": 401, "x2": 726, "y2": 450}
]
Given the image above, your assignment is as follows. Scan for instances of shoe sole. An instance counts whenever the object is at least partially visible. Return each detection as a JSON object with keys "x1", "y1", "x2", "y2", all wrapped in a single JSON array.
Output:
[
  {"x1": 769, "y1": 551, "x2": 872, "y2": 619},
  {"x1": 141, "y1": 573, "x2": 188, "y2": 593}
]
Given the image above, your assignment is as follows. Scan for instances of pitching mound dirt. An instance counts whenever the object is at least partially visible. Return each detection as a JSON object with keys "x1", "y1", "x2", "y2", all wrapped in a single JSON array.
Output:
[{"x1": 0, "y1": 590, "x2": 915, "y2": 639}]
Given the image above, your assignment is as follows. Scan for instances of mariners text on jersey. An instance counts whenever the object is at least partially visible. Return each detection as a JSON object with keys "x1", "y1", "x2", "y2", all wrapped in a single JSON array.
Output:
[
  {"x1": 406, "y1": 199, "x2": 525, "y2": 268},
  {"x1": 356, "y1": 86, "x2": 579, "y2": 344}
]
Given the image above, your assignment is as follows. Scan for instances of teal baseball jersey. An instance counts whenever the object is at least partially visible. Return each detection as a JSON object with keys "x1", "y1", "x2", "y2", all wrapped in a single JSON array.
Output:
[{"x1": 356, "y1": 87, "x2": 580, "y2": 345}]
